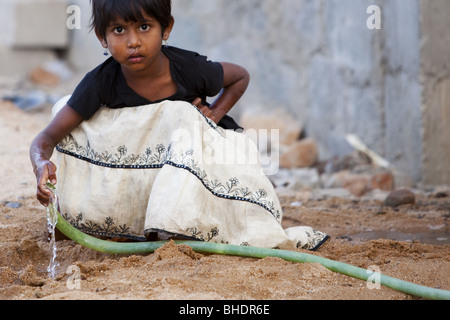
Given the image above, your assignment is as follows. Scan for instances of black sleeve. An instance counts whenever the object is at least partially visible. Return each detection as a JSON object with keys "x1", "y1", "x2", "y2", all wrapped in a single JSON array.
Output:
[
  {"x1": 67, "y1": 69, "x2": 104, "y2": 120},
  {"x1": 194, "y1": 54, "x2": 224, "y2": 97},
  {"x1": 66, "y1": 69, "x2": 103, "y2": 120}
]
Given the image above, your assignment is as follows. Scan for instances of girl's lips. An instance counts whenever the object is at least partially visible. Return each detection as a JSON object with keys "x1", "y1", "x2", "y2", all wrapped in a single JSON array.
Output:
[{"x1": 128, "y1": 54, "x2": 145, "y2": 63}]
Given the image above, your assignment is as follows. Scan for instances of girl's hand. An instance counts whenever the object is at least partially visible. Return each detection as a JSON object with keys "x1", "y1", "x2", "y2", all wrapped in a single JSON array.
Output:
[
  {"x1": 34, "y1": 159, "x2": 57, "y2": 207},
  {"x1": 30, "y1": 104, "x2": 83, "y2": 207},
  {"x1": 192, "y1": 98, "x2": 218, "y2": 124}
]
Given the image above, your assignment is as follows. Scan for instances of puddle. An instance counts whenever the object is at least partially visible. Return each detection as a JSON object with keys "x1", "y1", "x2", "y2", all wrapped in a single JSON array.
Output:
[{"x1": 346, "y1": 230, "x2": 449, "y2": 245}]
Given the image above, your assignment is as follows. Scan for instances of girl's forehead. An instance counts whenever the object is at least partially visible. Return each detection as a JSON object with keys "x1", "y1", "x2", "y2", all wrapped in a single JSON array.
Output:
[{"x1": 108, "y1": 12, "x2": 156, "y2": 25}]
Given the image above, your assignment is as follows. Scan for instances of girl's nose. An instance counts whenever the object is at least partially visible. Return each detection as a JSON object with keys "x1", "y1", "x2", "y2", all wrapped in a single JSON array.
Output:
[{"x1": 127, "y1": 31, "x2": 141, "y2": 48}]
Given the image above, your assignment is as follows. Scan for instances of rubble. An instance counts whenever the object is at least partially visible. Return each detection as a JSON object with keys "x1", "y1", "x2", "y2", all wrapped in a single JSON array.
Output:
[
  {"x1": 270, "y1": 168, "x2": 320, "y2": 196},
  {"x1": 29, "y1": 60, "x2": 73, "y2": 87},
  {"x1": 1, "y1": 59, "x2": 77, "y2": 111},
  {"x1": 241, "y1": 109, "x2": 420, "y2": 201},
  {"x1": 321, "y1": 166, "x2": 395, "y2": 197},
  {"x1": 3, "y1": 89, "x2": 48, "y2": 111},
  {"x1": 29, "y1": 67, "x2": 60, "y2": 87}
]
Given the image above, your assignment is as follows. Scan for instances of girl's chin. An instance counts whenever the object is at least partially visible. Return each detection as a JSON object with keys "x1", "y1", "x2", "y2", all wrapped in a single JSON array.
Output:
[{"x1": 122, "y1": 63, "x2": 149, "y2": 73}]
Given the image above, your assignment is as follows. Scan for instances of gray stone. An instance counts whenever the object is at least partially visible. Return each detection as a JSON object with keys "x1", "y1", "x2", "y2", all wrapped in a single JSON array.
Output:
[
  {"x1": 270, "y1": 168, "x2": 321, "y2": 192},
  {"x1": 384, "y1": 189, "x2": 416, "y2": 207},
  {"x1": 3, "y1": 201, "x2": 23, "y2": 209}
]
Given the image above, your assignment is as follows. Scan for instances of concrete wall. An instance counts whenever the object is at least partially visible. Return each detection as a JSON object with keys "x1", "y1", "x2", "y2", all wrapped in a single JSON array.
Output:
[
  {"x1": 420, "y1": 0, "x2": 450, "y2": 185},
  {"x1": 168, "y1": 0, "x2": 448, "y2": 185},
  {"x1": 382, "y1": 0, "x2": 423, "y2": 183},
  {"x1": 169, "y1": 0, "x2": 425, "y2": 183},
  {"x1": 1, "y1": 0, "x2": 449, "y2": 185}
]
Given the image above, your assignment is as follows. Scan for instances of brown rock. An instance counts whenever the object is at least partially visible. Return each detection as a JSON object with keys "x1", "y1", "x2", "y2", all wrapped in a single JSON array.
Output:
[
  {"x1": 29, "y1": 67, "x2": 60, "y2": 86},
  {"x1": 240, "y1": 109, "x2": 303, "y2": 146},
  {"x1": 342, "y1": 173, "x2": 371, "y2": 197},
  {"x1": 370, "y1": 171, "x2": 394, "y2": 191},
  {"x1": 279, "y1": 138, "x2": 318, "y2": 169},
  {"x1": 323, "y1": 168, "x2": 395, "y2": 197},
  {"x1": 384, "y1": 188, "x2": 416, "y2": 207}
]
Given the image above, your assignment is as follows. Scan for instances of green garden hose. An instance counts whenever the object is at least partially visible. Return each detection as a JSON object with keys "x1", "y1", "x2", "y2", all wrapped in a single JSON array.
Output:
[
  {"x1": 54, "y1": 210, "x2": 450, "y2": 300},
  {"x1": 45, "y1": 182, "x2": 449, "y2": 300}
]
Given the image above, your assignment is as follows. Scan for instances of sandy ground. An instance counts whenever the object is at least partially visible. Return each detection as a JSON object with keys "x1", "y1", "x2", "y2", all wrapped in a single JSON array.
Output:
[{"x1": 0, "y1": 100, "x2": 449, "y2": 301}]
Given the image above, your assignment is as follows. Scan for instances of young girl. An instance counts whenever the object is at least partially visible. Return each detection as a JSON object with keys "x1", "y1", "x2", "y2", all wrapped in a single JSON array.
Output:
[{"x1": 30, "y1": 0, "x2": 328, "y2": 250}]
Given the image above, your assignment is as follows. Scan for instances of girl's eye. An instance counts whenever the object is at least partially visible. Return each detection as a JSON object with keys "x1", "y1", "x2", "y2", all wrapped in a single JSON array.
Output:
[
  {"x1": 114, "y1": 27, "x2": 125, "y2": 34},
  {"x1": 140, "y1": 24, "x2": 150, "y2": 31}
]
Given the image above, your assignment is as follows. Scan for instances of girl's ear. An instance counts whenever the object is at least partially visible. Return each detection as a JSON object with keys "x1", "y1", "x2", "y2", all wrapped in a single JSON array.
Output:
[
  {"x1": 163, "y1": 16, "x2": 175, "y2": 41},
  {"x1": 95, "y1": 31, "x2": 108, "y2": 48}
]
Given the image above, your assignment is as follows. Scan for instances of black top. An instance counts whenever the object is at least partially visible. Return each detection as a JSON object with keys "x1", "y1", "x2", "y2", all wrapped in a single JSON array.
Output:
[{"x1": 68, "y1": 46, "x2": 241, "y2": 130}]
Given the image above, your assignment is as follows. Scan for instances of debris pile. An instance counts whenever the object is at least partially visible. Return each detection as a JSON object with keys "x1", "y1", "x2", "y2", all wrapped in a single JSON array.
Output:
[
  {"x1": 1, "y1": 59, "x2": 76, "y2": 112},
  {"x1": 240, "y1": 109, "x2": 421, "y2": 202}
]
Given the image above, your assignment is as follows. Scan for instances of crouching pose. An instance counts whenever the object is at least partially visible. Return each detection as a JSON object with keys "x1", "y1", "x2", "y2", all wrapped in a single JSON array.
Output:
[{"x1": 30, "y1": 0, "x2": 329, "y2": 250}]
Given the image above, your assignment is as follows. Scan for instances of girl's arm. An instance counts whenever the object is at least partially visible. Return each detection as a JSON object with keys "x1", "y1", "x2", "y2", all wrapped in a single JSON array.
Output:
[
  {"x1": 194, "y1": 62, "x2": 250, "y2": 124},
  {"x1": 30, "y1": 105, "x2": 83, "y2": 206},
  {"x1": 211, "y1": 62, "x2": 250, "y2": 122}
]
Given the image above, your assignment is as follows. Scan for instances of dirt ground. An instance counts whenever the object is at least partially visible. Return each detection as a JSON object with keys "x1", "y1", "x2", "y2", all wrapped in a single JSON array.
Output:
[{"x1": 0, "y1": 100, "x2": 449, "y2": 301}]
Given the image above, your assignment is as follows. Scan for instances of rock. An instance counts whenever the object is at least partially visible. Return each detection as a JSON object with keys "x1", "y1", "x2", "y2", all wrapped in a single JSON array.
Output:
[
  {"x1": 240, "y1": 108, "x2": 303, "y2": 149},
  {"x1": 384, "y1": 189, "x2": 416, "y2": 207},
  {"x1": 430, "y1": 185, "x2": 450, "y2": 198},
  {"x1": 29, "y1": 67, "x2": 61, "y2": 86},
  {"x1": 342, "y1": 173, "x2": 371, "y2": 197},
  {"x1": 279, "y1": 138, "x2": 318, "y2": 169},
  {"x1": 321, "y1": 167, "x2": 395, "y2": 197},
  {"x1": 370, "y1": 171, "x2": 395, "y2": 191},
  {"x1": 3, "y1": 89, "x2": 47, "y2": 111},
  {"x1": 270, "y1": 168, "x2": 320, "y2": 191},
  {"x1": 324, "y1": 152, "x2": 372, "y2": 174},
  {"x1": 4, "y1": 201, "x2": 23, "y2": 209},
  {"x1": 29, "y1": 60, "x2": 73, "y2": 87}
]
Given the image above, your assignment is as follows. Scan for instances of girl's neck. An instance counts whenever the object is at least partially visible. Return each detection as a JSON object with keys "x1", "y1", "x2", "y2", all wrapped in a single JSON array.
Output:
[{"x1": 120, "y1": 50, "x2": 177, "y2": 102}]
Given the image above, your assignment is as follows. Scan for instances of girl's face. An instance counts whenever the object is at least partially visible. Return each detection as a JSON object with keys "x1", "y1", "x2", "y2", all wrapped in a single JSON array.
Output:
[{"x1": 100, "y1": 11, "x2": 172, "y2": 75}]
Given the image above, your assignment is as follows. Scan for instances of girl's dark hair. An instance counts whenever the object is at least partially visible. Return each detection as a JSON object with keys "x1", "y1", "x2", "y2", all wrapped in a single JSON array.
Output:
[{"x1": 90, "y1": 0, "x2": 172, "y2": 39}]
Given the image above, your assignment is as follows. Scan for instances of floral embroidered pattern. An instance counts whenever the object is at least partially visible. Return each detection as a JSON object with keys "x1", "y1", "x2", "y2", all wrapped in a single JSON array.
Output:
[
  {"x1": 296, "y1": 230, "x2": 330, "y2": 251},
  {"x1": 61, "y1": 212, "x2": 141, "y2": 241},
  {"x1": 57, "y1": 135, "x2": 173, "y2": 168},
  {"x1": 186, "y1": 227, "x2": 220, "y2": 242},
  {"x1": 57, "y1": 136, "x2": 281, "y2": 220}
]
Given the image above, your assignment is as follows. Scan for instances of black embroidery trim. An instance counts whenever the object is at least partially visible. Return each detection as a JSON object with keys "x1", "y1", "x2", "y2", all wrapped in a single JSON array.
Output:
[{"x1": 56, "y1": 140, "x2": 281, "y2": 220}]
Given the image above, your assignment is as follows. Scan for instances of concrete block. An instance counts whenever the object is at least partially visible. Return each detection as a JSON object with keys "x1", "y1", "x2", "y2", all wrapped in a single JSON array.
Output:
[
  {"x1": 0, "y1": 0, "x2": 68, "y2": 48},
  {"x1": 0, "y1": 45, "x2": 58, "y2": 77}
]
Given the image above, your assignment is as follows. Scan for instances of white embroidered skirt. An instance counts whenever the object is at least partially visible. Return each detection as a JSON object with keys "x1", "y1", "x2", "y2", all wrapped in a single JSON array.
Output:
[{"x1": 54, "y1": 97, "x2": 329, "y2": 250}]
